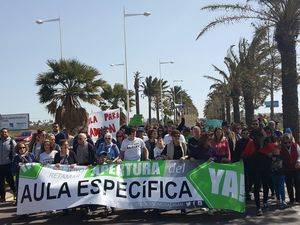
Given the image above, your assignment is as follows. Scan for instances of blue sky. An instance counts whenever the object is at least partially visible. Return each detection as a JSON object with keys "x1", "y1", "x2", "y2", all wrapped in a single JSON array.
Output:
[{"x1": 0, "y1": 0, "x2": 299, "y2": 121}]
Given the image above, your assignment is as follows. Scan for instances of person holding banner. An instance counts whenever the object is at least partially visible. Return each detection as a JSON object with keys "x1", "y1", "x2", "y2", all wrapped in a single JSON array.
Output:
[
  {"x1": 120, "y1": 127, "x2": 149, "y2": 161},
  {"x1": 211, "y1": 127, "x2": 231, "y2": 163},
  {"x1": 96, "y1": 133, "x2": 120, "y2": 163},
  {"x1": 54, "y1": 140, "x2": 78, "y2": 166},
  {"x1": 161, "y1": 130, "x2": 187, "y2": 160},
  {"x1": 12, "y1": 142, "x2": 34, "y2": 204},
  {"x1": 39, "y1": 139, "x2": 58, "y2": 165},
  {"x1": 145, "y1": 129, "x2": 158, "y2": 160},
  {"x1": 73, "y1": 133, "x2": 95, "y2": 166}
]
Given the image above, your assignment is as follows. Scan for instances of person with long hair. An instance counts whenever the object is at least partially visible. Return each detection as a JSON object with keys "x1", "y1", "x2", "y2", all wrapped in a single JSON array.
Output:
[
  {"x1": 210, "y1": 127, "x2": 231, "y2": 163},
  {"x1": 12, "y1": 142, "x2": 34, "y2": 202},
  {"x1": 145, "y1": 129, "x2": 158, "y2": 160},
  {"x1": 54, "y1": 140, "x2": 77, "y2": 166},
  {"x1": 39, "y1": 139, "x2": 58, "y2": 165},
  {"x1": 161, "y1": 130, "x2": 187, "y2": 160}
]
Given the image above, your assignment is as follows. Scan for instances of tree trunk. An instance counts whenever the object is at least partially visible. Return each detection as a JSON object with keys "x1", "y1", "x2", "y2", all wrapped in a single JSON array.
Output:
[
  {"x1": 221, "y1": 101, "x2": 226, "y2": 121},
  {"x1": 155, "y1": 99, "x2": 160, "y2": 122},
  {"x1": 135, "y1": 88, "x2": 140, "y2": 115},
  {"x1": 225, "y1": 98, "x2": 231, "y2": 123},
  {"x1": 148, "y1": 97, "x2": 152, "y2": 124},
  {"x1": 232, "y1": 95, "x2": 240, "y2": 123},
  {"x1": 243, "y1": 92, "x2": 255, "y2": 128},
  {"x1": 276, "y1": 34, "x2": 299, "y2": 142},
  {"x1": 134, "y1": 72, "x2": 140, "y2": 115},
  {"x1": 270, "y1": 72, "x2": 275, "y2": 120}
]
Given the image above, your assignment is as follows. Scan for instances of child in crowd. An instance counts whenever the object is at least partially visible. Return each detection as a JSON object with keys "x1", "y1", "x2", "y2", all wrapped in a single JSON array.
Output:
[
  {"x1": 271, "y1": 145, "x2": 287, "y2": 208},
  {"x1": 154, "y1": 137, "x2": 165, "y2": 160}
]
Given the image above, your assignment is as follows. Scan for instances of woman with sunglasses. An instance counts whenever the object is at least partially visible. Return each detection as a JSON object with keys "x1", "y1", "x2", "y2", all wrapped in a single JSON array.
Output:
[
  {"x1": 116, "y1": 131, "x2": 125, "y2": 150},
  {"x1": 280, "y1": 133, "x2": 300, "y2": 205},
  {"x1": 12, "y1": 142, "x2": 35, "y2": 202}
]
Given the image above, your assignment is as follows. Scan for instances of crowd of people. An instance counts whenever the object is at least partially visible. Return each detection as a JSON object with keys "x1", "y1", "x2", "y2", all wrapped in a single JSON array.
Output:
[{"x1": 0, "y1": 117, "x2": 299, "y2": 217}]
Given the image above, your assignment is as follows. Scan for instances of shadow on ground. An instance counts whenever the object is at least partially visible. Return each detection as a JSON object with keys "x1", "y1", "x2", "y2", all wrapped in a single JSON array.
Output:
[{"x1": 0, "y1": 201, "x2": 299, "y2": 225}]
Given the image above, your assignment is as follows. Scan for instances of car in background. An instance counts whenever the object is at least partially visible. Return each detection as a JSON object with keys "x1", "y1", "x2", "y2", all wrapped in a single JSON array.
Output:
[{"x1": 15, "y1": 130, "x2": 35, "y2": 143}]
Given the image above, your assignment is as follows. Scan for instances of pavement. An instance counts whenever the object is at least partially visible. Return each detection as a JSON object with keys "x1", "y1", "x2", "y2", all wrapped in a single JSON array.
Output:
[{"x1": 1, "y1": 191, "x2": 300, "y2": 225}]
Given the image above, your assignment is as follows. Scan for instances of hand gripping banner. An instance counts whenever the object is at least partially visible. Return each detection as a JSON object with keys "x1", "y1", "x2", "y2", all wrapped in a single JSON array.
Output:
[{"x1": 17, "y1": 161, "x2": 245, "y2": 215}]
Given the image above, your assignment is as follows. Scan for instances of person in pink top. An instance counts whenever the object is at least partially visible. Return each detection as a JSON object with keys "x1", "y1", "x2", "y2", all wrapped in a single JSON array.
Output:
[{"x1": 211, "y1": 127, "x2": 231, "y2": 163}]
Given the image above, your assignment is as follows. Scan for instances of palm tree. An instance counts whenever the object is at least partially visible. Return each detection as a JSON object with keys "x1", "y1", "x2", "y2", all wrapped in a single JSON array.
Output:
[
  {"x1": 99, "y1": 83, "x2": 135, "y2": 111},
  {"x1": 205, "y1": 78, "x2": 231, "y2": 122},
  {"x1": 205, "y1": 49, "x2": 241, "y2": 123},
  {"x1": 36, "y1": 59, "x2": 106, "y2": 133},
  {"x1": 153, "y1": 79, "x2": 169, "y2": 122},
  {"x1": 133, "y1": 71, "x2": 141, "y2": 115},
  {"x1": 237, "y1": 27, "x2": 281, "y2": 126},
  {"x1": 197, "y1": 0, "x2": 300, "y2": 141},
  {"x1": 141, "y1": 76, "x2": 159, "y2": 123},
  {"x1": 204, "y1": 89, "x2": 226, "y2": 120}
]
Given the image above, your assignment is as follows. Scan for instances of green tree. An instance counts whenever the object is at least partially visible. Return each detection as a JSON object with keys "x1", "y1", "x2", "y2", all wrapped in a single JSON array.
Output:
[
  {"x1": 36, "y1": 59, "x2": 106, "y2": 133},
  {"x1": 236, "y1": 27, "x2": 280, "y2": 126},
  {"x1": 134, "y1": 71, "x2": 142, "y2": 115},
  {"x1": 204, "y1": 77, "x2": 231, "y2": 122},
  {"x1": 197, "y1": 0, "x2": 300, "y2": 141},
  {"x1": 141, "y1": 76, "x2": 159, "y2": 123},
  {"x1": 99, "y1": 83, "x2": 135, "y2": 125},
  {"x1": 205, "y1": 48, "x2": 242, "y2": 123},
  {"x1": 153, "y1": 79, "x2": 169, "y2": 122},
  {"x1": 99, "y1": 83, "x2": 135, "y2": 111}
]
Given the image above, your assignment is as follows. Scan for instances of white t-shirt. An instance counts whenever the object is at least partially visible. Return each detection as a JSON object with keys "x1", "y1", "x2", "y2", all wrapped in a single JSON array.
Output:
[
  {"x1": 121, "y1": 137, "x2": 145, "y2": 161},
  {"x1": 154, "y1": 146, "x2": 164, "y2": 158},
  {"x1": 39, "y1": 150, "x2": 58, "y2": 165},
  {"x1": 163, "y1": 134, "x2": 186, "y2": 145}
]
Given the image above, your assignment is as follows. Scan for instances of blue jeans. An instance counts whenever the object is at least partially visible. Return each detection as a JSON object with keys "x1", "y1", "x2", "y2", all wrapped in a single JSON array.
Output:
[{"x1": 271, "y1": 173, "x2": 285, "y2": 202}]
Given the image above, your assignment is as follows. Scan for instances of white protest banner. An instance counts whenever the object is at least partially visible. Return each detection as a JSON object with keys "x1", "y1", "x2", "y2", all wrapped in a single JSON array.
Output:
[
  {"x1": 16, "y1": 161, "x2": 245, "y2": 215},
  {"x1": 88, "y1": 109, "x2": 120, "y2": 142}
]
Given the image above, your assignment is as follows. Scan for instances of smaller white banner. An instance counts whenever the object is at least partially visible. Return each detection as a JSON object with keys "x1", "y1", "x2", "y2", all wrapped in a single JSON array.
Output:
[{"x1": 88, "y1": 109, "x2": 120, "y2": 142}]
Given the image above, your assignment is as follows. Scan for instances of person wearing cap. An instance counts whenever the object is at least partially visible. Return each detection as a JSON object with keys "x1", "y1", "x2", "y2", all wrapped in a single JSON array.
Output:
[
  {"x1": 268, "y1": 121, "x2": 282, "y2": 138},
  {"x1": 136, "y1": 126, "x2": 148, "y2": 142},
  {"x1": 96, "y1": 133, "x2": 120, "y2": 163},
  {"x1": 120, "y1": 127, "x2": 149, "y2": 161}
]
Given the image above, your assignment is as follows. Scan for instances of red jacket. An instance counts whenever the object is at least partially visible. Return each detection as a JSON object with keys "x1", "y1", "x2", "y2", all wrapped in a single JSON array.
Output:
[{"x1": 280, "y1": 143, "x2": 299, "y2": 171}]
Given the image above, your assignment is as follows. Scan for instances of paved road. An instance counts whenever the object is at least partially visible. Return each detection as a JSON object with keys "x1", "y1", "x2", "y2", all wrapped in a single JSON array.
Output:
[{"x1": 1, "y1": 197, "x2": 300, "y2": 225}]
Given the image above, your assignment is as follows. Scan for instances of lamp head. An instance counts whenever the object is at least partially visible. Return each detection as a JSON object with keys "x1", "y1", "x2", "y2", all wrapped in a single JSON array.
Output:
[
  {"x1": 36, "y1": 20, "x2": 43, "y2": 24},
  {"x1": 143, "y1": 12, "x2": 151, "y2": 16}
]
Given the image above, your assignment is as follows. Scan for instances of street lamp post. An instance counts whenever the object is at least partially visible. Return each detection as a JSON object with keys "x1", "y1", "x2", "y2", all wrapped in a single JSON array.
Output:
[
  {"x1": 123, "y1": 7, "x2": 151, "y2": 124},
  {"x1": 36, "y1": 17, "x2": 63, "y2": 60},
  {"x1": 159, "y1": 60, "x2": 174, "y2": 124}
]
